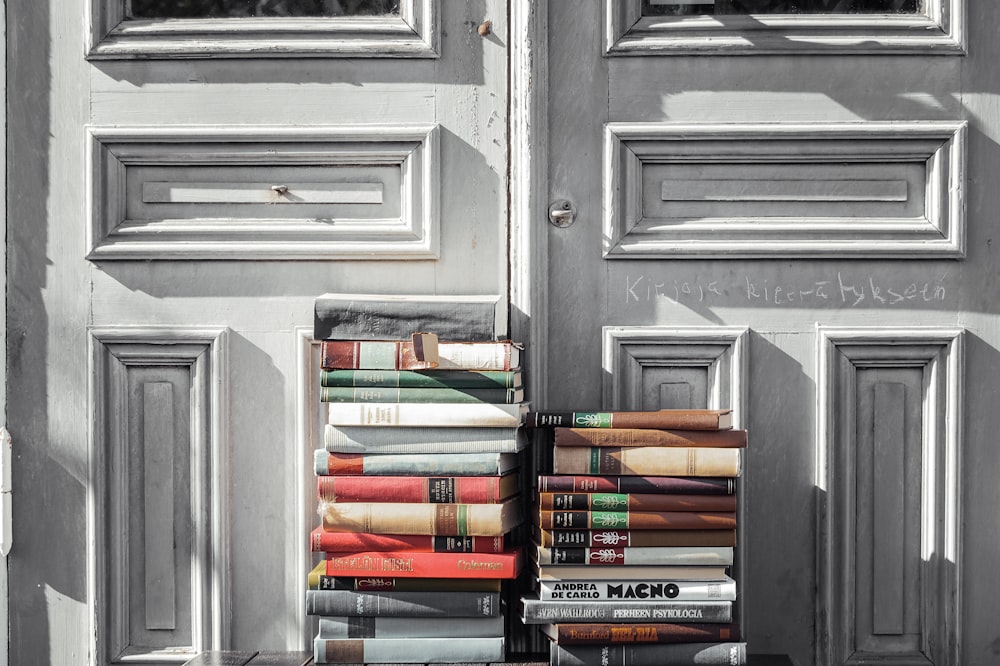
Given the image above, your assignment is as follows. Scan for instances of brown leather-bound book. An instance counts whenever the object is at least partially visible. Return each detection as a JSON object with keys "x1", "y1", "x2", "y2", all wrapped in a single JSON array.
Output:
[
  {"x1": 554, "y1": 427, "x2": 746, "y2": 448},
  {"x1": 525, "y1": 409, "x2": 732, "y2": 430},
  {"x1": 553, "y1": 446, "x2": 741, "y2": 477},
  {"x1": 541, "y1": 622, "x2": 742, "y2": 645},
  {"x1": 537, "y1": 492, "x2": 737, "y2": 513},
  {"x1": 536, "y1": 510, "x2": 736, "y2": 530},
  {"x1": 533, "y1": 527, "x2": 738, "y2": 548}
]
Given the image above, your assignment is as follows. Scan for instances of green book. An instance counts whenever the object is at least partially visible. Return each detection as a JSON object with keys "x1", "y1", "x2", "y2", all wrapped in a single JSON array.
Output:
[
  {"x1": 320, "y1": 386, "x2": 524, "y2": 404},
  {"x1": 320, "y1": 369, "x2": 521, "y2": 389}
]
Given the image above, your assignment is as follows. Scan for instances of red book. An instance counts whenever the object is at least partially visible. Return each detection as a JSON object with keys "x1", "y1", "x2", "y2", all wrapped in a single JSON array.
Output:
[
  {"x1": 322, "y1": 549, "x2": 523, "y2": 579},
  {"x1": 537, "y1": 492, "x2": 737, "y2": 513},
  {"x1": 310, "y1": 527, "x2": 505, "y2": 554},
  {"x1": 320, "y1": 340, "x2": 520, "y2": 371},
  {"x1": 317, "y1": 474, "x2": 519, "y2": 504},
  {"x1": 541, "y1": 622, "x2": 742, "y2": 645}
]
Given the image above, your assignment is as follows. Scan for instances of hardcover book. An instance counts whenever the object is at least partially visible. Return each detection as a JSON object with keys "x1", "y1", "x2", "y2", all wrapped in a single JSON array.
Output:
[
  {"x1": 520, "y1": 595, "x2": 733, "y2": 623},
  {"x1": 324, "y1": 424, "x2": 527, "y2": 454},
  {"x1": 327, "y1": 401, "x2": 527, "y2": 427},
  {"x1": 320, "y1": 339, "x2": 520, "y2": 371},
  {"x1": 310, "y1": 527, "x2": 506, "y2": 554},
  {"x1": 313, "y1": 636, "x2": 505, "y2": 664},
  {"x1": 536, "y1": 509, "x2": 737, "y2": 531},
  {"x1": 552, "y1": 446, "x2": 741, "y2": 477},
  {"x1": 307, "y1": 563, "x2": 502, "y2": 592},
  {"x1": 321, "y1": 549, "x2": 523, "y2": 579},
  {"x1": 533, "y1": 564, "x2": 730, "y2": 581},
  {"x1": 537, "y1": 492, "x2": 737, "y2": 513},
  {"x1": 534, "y1": 527, "x2": 737, "y2": 548},
  {"x1": 318, "y1": 614, "x2": 505, "y2": 639},
  {"x1": 553, "y1": 427, "x2": 746, "y2": 448},
  {"x1": 536, "y1": 475, "x2": 734, "y2": 494},
  {"x1": 317, "y1": 473, "x2": 519, "y2": 503},
  {"x1": 315, "y1": 450, "x2": 519, "y2": 476},
  {"x1": 320, "y1": 385, "x2": 525, "y2": 404},
  {"x1": 540, "y1": 621, "x2": 741, "y2": 645},
  {"x1": 313, "y1": 293, "x2": 502, "y2": 342},
  {"x1": 319, "y1": 498, "x2": 522, "y2": 536},
  {"x1": 534, "y1": 545, "x2": 734, "y2": 567},
  {"x1": 525, "y1": 409, "x2": 733, "y2": 430},
  {"x1": 537, "y1": 576, "x2": 737, "y2": 602},
  {"x1": 305, "y1": 589, "x2": 500, "y2": 617},
  {"x1": 320, "y1": 368, "x2": 522, "y2": 389},
  {"x1": 550, "y1": 641, "x2": 747, "y2": 666}
]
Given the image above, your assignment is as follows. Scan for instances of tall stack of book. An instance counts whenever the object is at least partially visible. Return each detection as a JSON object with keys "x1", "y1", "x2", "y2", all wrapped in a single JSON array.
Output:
[
  {"x1": 519, "y1": 409, "x2": 748, "y2": 666},
  {"x1": 306, "y1": 331, "x2": 529, "y2": 664}
]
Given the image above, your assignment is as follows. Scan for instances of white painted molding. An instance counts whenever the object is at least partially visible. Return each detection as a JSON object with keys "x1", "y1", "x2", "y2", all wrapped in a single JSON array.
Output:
[
  {"x1": 816, "y1": 326, "x2": 963, "y2": 666},
  {"x1": 294, "y1": 328, "x2": 321, "y2": 651},
  {"x1": 604, "y1": 122, "x2": 967, "y2": 259},
  {"x1": 509, "y1": 0, "x2": 549, "y2": 412},
  {"x1": 86, "y1": 125, "x2": 440, "y2": 260},
  {"x1": 602, "y1": 325, "x2": 749, "y2": 636},
  {"x1": 605, "y1": 0, "x2": 965, "y2": 55},
  {"x1": 87, "y1": 0, "x2": 438, "y2": 59},
  {"x1": 602, "y1": 326, "x2": 749, "y2": 426},
  {"x1": 89, "y1": 326, "x2": 231, "y2": 665}
]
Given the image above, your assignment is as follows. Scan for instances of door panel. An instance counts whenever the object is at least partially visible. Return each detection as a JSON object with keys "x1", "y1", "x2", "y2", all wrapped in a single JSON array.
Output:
[
  {"x1": 8, "y1": 1, "x2": 508, "y2": 663},
  {"x1": 547, "y1": 1, "x2": 991, "y2": 664}
]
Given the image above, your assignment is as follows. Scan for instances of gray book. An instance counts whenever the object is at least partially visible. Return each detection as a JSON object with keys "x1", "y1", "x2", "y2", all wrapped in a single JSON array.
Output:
[
  {"x1": 324, "y1": 424, "x2": 526, "y2": 453},
  {"x1": 520, "y1": 595, "x2": 732, "y2": 624},
  {"x1": 306, "y1": 589, "x2": 500, "y2": 617},
  {"x1": 314, "y1": 293, "x2": 503, "y2": 341}
]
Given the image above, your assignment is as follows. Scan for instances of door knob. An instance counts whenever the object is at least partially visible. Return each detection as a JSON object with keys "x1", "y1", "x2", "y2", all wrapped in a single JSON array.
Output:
[{"x1": 548, "y1": 199, "x2": 576, "y2": 228}]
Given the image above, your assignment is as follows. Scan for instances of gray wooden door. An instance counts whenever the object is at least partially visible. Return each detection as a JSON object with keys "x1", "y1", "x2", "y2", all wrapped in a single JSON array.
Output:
[
  {"x1": 543, "y1": 1, "x2": 991, "y2": 664},
  {"x1": 6, "y1": 1, "x2": 509, "y2": 663}
]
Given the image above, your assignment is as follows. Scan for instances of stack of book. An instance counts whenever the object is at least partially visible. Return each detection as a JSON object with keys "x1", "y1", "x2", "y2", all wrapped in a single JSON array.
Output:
[
  {"x1": 306, "y1": 334, "x2": 529, "y2": 664},
  {"x1": 519, "y1": 409, "x2": 748, "y2": 666}
]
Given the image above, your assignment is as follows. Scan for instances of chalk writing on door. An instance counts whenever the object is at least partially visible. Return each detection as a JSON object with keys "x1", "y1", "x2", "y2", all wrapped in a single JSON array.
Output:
[{"x1": 625, "y1": 272, "x2": 947, "y2": 306}]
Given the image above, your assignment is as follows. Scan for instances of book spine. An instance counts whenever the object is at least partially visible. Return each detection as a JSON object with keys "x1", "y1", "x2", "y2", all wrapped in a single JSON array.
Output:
[
  {"x1": 537, "y1": 578, "x2": 737, "y2": 602},
  {"x1": 537, "y1": 510, "x2": 737, "y2": 530},
  {"x1": 327, "y1": 401, "x2": 524, "y2": 427},
  {"x1": 552, "y1": 447, "x2": 741, "y2": 477},
  {"x1": 314, "y1": 450, "x2": 513, "y2": 476},
  {"x1": 520, "y1": 598, "x2": 732, "y2": 623},
  {"x1": 537, "y1": 475, "x2": 734, "y2": 495},
  {"x1": 537, "y1": 492, "x2": 737, "y2": 512},
  {"x1": 525, "y1": 410, "x2": 729, "y2": 430},
  {"x1": 550, "y1": 642, "x2": 747, "y2": 666},
  {"x1": 320, "y1": 386, "x2": 519, "y2": 404},
  {"x1": 535, "y1": 545, "x2": 733, "y2": 566},
  {"x1": 309, "y1": 576, "x2": 502, "y2": 592},
  {"x1": 320, "y1": 341, "x2": 517, "y2": 371},
  {"x1": 312, "y1": 295, "x2": 499, "y2": 343},
  {"x1": 319, "y1": 499, "x2": 520, "y2": 536},
  {"x1": 320, "y1": 369, "x2": 519, "y2": 389},
  {"x1": 314, "y1": 636, "x2": 505, "y2": 664},
  {"x1": 536, "y1": 528, "x2": 737, "y2": 548},
  {"x1": 545, "y1": 622, "x2": 741, "y2": 645},
  {"x1": 322, "y1": 550, "x2": 522, "y2": 579},
  {"x1": 318, "y1": 615, "x2": 505, "y2": 639},
  {"x1": 311, "y1": 529, "x2": 505, "y2": 554},
  {"x1": 324, "y1": 424, "x2": 524, "y2": 454},
  {"x1": 306, "y1": 589, "x2": 500, "y2": 617},
  {"x1": 317, "y1": 476, "x2": 508, "y2": 503},
  {"x1": 553, "y1": 427, "x2": 746, "y2": 448}
]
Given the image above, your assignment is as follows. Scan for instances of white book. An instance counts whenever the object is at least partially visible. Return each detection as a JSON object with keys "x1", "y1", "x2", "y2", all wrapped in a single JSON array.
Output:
[
  {"x1": 324, "y1": 424, "x2": 527, "y2": 453},
  {"x1": 328, "y1": 401, "x2": 528, "y2": 427},
  {"x1": 537, "y1": 576, "x2": 737, "y2": 601}
]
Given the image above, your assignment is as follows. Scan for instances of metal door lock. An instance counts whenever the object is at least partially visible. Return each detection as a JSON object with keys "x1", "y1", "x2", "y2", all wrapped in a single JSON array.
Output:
[{"x1": 548, "y1": 199, "x2": 576, "y2": 228}]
